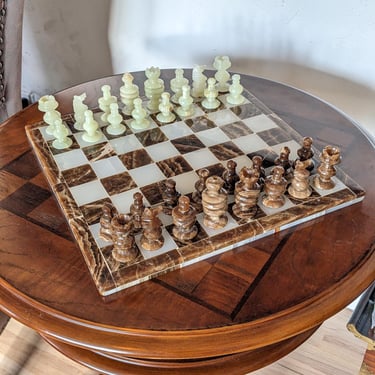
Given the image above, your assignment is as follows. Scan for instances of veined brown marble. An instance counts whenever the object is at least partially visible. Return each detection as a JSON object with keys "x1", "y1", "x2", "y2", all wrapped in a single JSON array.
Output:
[{"x1": 24, "y1": 81, "x2": 366, "y2": 297}]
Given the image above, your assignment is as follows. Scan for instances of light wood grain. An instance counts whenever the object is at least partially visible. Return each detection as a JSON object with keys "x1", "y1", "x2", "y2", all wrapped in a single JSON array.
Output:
[{"x1": 0, "y1": 308, "x2": 366, "y2": 375}]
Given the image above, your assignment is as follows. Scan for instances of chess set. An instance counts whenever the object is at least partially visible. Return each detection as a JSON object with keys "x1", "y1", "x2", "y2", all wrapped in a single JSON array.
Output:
[{"x1": 25, "y1": 56, "x2": 365, "y2": 296}]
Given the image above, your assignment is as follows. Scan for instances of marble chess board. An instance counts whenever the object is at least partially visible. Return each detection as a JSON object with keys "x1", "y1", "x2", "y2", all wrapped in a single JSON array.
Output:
[{"x1": 25, "y1": 78, "x2": 365, "y2": 296}]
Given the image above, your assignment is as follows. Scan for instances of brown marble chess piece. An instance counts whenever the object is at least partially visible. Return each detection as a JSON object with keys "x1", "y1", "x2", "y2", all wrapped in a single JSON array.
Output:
[
  {"x1": 252, "y1": 155, "x2": 265, "y2": 186},
  {"x1": 313, "y1": 145, "x2": 341, "y2": 190},
  {"x1": 192, "y1": 168, "x2": 210, "y2": 206},
  {"x1": 162, "y1": 179, "x2": 180, "y2": 215},
  {"x1": 172, "y1": 196, "x2": 198, "y2": 242},
  {"x1": 233, "y1": 166, "x2": 261, "y2": 219},
  {"x1": 130, "y1": 192, "x2": 145, "y2": 233},
  {"x1": 99, "y1": 202, "x2": 118, "y2": 241},
  {"x1": 295, "y1": 136, "x2": 314, "y2": 171},
  {"x1": 288, "y1": 160, "x2": 312, "y2": 199},
  {"x1": 202, "y1": 176, "x2": 228, "y2": 229},
  {"x1": 262, "y1": 166, "x2": 288, "y2": 208},
  {"x1": 111, "y1": 214, "x2": 139, "y2": 263},
  {"x1": 222, "y1": 159, "x2": 239, "y2": 194},
  {"x1": 275, "y1": 146, "x2": 292, "y2": 177},
  {"x1": 140, "y1": 206, "x2": 164, "y2": 251}
]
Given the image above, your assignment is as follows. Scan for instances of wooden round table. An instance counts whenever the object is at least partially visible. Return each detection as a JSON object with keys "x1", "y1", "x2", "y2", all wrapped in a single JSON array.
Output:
[{"x1": 0, "y1": 71, "x2": 374, "y2": 374}]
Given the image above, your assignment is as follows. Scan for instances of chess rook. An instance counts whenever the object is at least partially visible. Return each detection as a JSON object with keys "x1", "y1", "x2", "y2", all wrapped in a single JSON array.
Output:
[
  {"x1": 144, "y1": 66, "x2": 164, "y2": 112},
  {"x1": 314, "y1": 145, "x2": 341, "y2": 190},
  {"x1": 111, "y1": 214, "x2": 139, "y2": 264}
]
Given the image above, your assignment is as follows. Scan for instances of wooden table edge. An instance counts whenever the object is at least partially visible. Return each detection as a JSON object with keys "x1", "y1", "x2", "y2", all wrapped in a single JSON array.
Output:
[{"x1": 1, "y1": 248, "x2": 373, "y2": 360}]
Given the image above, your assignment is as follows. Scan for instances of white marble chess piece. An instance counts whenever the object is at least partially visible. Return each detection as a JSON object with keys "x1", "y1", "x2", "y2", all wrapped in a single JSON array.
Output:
[
  {"x1": 107, "y1": 103, "x2": 126, "y2": 135},
  {"x1": 120, "y1": 73, "x2": 139, "y2": 115},
  {"x1": 202, "y1": 78, "x2": 220, "y2": 110},
  {"x1": 227, "y1": 74, "x2": 245, "y2": 105},
  {"x1": 82, "y1": 110, "x2": 102, "y2": 143},
  {"x1": 213, "y1": 55, "x2": 232, "y2": 93},
  {"x1": 98, "y1": 85, "x2": 117, "y2": 123},
  {"x1": 176, "y1": 85, "x2": 194, "y2": 117},
  {"x1": 170, "y1": 69, "x2": 188, "y2": 104},
  {"x1": 52, "y1": 118, "x2": 72, "y2": 149},
  {"x1": 156, "y1": 92, "x2": 175, "y2": 123},
  {"x1": 73, "y1": 93, "x2": 88, "y2": 131},
  {"x1": 38, "y1": 95, "x2": 62, "y2": 135},
  {"x1": 130, "y1": 98, "x2": 150, "y2": 130}
]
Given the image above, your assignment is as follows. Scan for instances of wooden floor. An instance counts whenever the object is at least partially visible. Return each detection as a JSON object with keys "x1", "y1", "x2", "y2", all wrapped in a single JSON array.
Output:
[{"x1": 0, "y1": 308, "x2": 369, "y2": 375}]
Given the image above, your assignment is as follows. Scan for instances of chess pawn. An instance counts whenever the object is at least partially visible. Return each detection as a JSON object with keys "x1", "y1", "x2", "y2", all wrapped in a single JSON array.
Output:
[
  {"x1": 82, "y1": 110, "x2": 102, "y2": 143},
  {"x1": 295, "y1": 136, "x2": 314, "y2": 171},
  {"x1": 313, "y1": 145, "x2": 341, "y2": 190},
  {"x1": 202, "y1": 176, "x2": 228, "y2": 229},
  {"x1": 191, "y1": 65, "x2": 207, "y2": 99},
  {"x1": 52, "y1": 119, "x2": 72, "y2": 149},
  {"x1": 172, "y1": 196, "x2": 198, "y2": 242},
  {"x1": 130, "y1": 192, "x2": 145, "y2": 233},
  {"x1": 233, "y1": 167, "x2": 261, "y2": 219},
  {"x1": 275, "y1": 146, "x2": 292, "y2": 178},
  {"x1": 176, "y1": 85, "x2": 194, "y2": 118},
  {"x1": 156, "y1": 92, "x2": 175, "y2": 123},
  {"x1": 144, "y1": 66, "x2": 164, "y2": 112},
  {"x1": 202, "y1": 77, "x2": 220, "y2": 110},
  {"x1": 227, "y1": 74, "x2": 245, "y2": 105},
  {"x1": 120, "y1": 72, "x2": 139, "y2": 115},
  {"x1": 192, "y1": 168, "x2": 210, "y2": 206},
  {"x1": 170, "y1": 68, "x2": 189, "y2": 104},
  {"x1": 38, "y1": 95, "x2": 61, "y2": 135},
  {"x1": 130, "y1": 98, "x2": 150, "y2": 130},
  {"x1": 262, "y1": 166, "x2": 288, "y2": 209},
  {"x1": 140, "y1": 206, "x2": 164, "y2": 251},
  {"x1": 107, "y1": 102, "x2": 126, "y2": 135},
  {"x1": 213, "y1": 55, "x2": 231, "y2": 92},
  {"x1": 162, "y1": 179, "x2": 180, "y2": 215},
  {"x1": 288, "y1": 160, "x2": 312, "y2": 199},
  {"x1": 73, "y1": 93, "x2": 88, "y2": 131},
  {"x1": 111, "y1": 214, "x2": 139, "y2": 264},
  {"x1": 100, "y1": 202, "x2": 119, "y2": 241},
  {"x1": 98, "y1": 85, "x2": 117, "y2": 123},
  {"x1": 252, "y1": 155, "x2": 266, "y2": 186},
  {"x1": 222, "y1": 159, "x2": 239, "y2": 194}
]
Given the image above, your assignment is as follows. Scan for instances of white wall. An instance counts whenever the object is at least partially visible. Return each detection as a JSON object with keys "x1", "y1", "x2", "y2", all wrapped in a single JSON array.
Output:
[
  {"x1": 22, "y1": 0, "x2": 375, "y2": 96},
  {"x1": 109, "y1": 0, "x2": 375, "y2": 89},
  {"x1": 22, "y1": 0, "x2": 113, "y2": 98}
]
